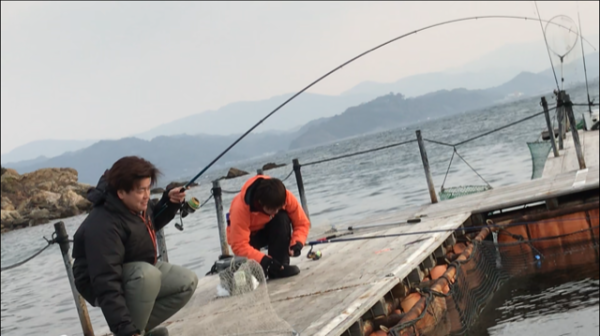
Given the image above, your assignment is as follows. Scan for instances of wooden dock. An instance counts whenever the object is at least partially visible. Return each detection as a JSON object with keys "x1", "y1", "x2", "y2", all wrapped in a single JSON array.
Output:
[
  {"x1": 157, "y1": 130, "x2": 599, "y2": 336},
  {"x1": 542, "y1": 130, "x2": 599, "y2": 178}
]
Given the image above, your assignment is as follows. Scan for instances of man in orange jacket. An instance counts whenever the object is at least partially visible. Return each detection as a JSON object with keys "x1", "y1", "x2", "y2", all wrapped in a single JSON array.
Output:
[{"x1": 227, "y1": 175, "x2": 310, "y2": 279}]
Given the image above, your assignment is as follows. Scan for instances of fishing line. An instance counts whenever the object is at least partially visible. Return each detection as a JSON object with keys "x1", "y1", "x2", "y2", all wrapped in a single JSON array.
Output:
[
  {"x1": 534, "y1": 1, "x2": 560, "y2": 92},
  {"x1": 155, "y1": 15, "x2": 596, "y2": 218},
  {"x1": 577, "y1": 3, "x2": 594, "y2": 113}
]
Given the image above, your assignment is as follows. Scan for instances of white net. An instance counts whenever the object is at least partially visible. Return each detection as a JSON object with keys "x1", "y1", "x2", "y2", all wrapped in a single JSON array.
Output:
[
  {"x1": 166, "y1": 258, "x2": 298, "y2": 336},
  {"x1": 545, "y1": 15, "x2": 579, "y2": 58}
]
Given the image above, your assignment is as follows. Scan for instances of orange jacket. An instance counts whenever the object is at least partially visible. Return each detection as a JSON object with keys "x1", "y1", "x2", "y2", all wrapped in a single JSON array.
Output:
[{"x1": 226, "y1": 175, "x2": 311, "y2": 263}]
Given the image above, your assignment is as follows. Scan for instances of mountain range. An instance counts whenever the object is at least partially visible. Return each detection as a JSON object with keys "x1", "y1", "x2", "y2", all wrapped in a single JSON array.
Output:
[{"x1": 2, "y1": 44, "x2": 598, "y2": 185}]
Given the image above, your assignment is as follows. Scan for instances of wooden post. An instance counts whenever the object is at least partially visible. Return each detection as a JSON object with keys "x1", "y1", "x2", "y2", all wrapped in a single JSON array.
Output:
[
  {"x1": 156, "y1": 229, "x2": 169, "y2": 263},
  {"x1": 212, "y1": 180, "x2": 231, "y2": 257},
  {"x1": 563, "y1": 94, "x2": 587, "y2": 170},
  {"x1": 542, "y1": 97, "x2": 560, "y2": 158},
  {"x1": 54, "y1": 221, "x2": 95, "y2": 336},
  {"x1": 292, "y1": 158, "x2": 311, "y2": 223},
  {"x1": 557, "y1": 92, "x2": 565, "y2": 150},
  {"x1": 416, "y1": 130, "x2": 438, "y2": 204}
]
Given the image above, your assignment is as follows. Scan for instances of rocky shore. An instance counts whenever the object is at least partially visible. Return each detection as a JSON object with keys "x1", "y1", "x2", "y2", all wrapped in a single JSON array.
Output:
[{"x1": 1, "y1": 167, "x2": 93, "y2": 233}]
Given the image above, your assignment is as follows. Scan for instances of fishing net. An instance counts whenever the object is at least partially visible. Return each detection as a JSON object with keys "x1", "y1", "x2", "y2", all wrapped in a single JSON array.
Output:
[
  {"x1": 527, "y1": 141, "x2": 553, "y2": 180},
  {"x1": 438, "y1": 185, "x2": 492, "y2": 201},
  {"x1": 386, "y1": 217, "x2": 599, "y2": 336},
  {"x1": 166, "y1": 259, "x2": 298, "y2": 336},
  {"x1": 544, "y1": 15, "x2": 579, "y2": 59}
]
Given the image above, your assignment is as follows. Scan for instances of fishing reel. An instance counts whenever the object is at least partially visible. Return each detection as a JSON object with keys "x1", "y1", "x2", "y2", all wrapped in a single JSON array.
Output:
[{"x1": 175, "y1": 197, "x2": 201, "y2": 231}]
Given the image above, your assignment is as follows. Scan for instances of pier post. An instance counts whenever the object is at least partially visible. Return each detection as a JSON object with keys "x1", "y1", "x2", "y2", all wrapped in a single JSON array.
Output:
[
  {"x1": 416, "y1": 130, "x2": 438, "y2": 204},
  {"x1": 212, "y1": 180, "x2": 231, "y2": 257},
  {"x1": 257, "y1": 168, "x2": 264, "y2": 175},
  {"x1": 292, "y1": 158, "x2": 311, "y2": 223},
  {"x1": 156, "y1": 229, "x2": 169, "y2": 263},
  {"x1": 54, "y1": 221, "x2": 95, "y2": 336},
  {"x1": 541, "y1": 97, "x2": 560, "y2": 158},
  {"x1": 563, "y1": 94, "x2": 587, "y2": 170},
  {"x1": 557, "y1": 92, "x2": 566, "y2": 150}
]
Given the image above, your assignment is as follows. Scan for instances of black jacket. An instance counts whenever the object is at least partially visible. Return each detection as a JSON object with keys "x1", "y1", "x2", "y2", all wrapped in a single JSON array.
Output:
[{"x1": 72, "y1": 173, "x2": 180, "y2": 336}]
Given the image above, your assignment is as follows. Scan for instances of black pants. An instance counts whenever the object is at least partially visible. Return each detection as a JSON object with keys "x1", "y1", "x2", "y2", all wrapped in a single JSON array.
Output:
[{"x1": 250, "y1": 211, "x2": 292, "y2": 266}]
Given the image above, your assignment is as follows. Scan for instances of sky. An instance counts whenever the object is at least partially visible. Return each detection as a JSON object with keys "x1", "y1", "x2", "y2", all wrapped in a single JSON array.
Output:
[{"x1": 1, "y1": 1, "x2": 599, "y2": 154}]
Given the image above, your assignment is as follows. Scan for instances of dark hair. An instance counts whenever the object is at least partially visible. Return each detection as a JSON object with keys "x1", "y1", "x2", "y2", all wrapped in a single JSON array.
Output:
[
  {"x1": 106, "y1": 156, "x2": 161, "y2": 192},
  {"x1": 254, "y1": 178, "x2": 287, "y2": 209}
]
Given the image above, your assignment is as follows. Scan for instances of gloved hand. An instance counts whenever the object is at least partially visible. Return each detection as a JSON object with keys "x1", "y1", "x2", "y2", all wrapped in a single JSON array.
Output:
[
  {"x1": 260, "y1": 256, "x2": 283, "y2": 274},
  {"x1": 290, "y1": 242, "x2": 303, "y2": 257}
]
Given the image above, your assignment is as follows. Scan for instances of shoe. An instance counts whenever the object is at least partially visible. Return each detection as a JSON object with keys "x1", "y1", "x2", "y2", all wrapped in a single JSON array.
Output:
[
  {"x1": 146, "y1": 327, "x2": 169, "y2": 336},
  {"x1": 268, "y1": 264, "x2": 300, "y2": 279}
]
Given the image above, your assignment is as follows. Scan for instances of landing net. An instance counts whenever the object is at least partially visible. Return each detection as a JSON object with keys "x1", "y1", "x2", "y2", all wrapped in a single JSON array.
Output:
[
  {"x1": 166, "y1": 259, "x2": 298, "y2": 336},
  {"x1": 527, "y1": 141, "x2": 553, "y2": 179}
]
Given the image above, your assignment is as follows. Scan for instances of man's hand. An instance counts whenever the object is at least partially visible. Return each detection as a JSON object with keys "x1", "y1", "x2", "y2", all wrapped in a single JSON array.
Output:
[
  {"x1": 289, "y1": 242, "x2": 303, "y2": 257},
  {"x1": 168, "y1": 187, "x2": 188, "y2": 204}
]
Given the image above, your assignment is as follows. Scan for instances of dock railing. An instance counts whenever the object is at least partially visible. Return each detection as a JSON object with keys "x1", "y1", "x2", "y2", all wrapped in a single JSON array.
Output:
[{"x1": 1, "y1": 94, "x2": 596, "y2": 336}]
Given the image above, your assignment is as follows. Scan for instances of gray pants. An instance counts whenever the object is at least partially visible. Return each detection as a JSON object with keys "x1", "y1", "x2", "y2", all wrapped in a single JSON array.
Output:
[{"x1": 122, "y1": 261, "x2": 198, "y2": 333}]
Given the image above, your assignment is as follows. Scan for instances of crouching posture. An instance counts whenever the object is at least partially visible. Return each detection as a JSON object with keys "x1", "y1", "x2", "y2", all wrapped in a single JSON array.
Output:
[
  {"x1": 72, "y1": 156, "x2": 199, "y2": 336},
  {"x1": 227, "y1": 175, "x2": 311, "y2": 279}
]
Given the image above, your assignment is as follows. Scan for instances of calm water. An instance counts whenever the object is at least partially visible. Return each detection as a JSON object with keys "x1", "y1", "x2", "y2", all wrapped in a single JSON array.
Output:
[{"x1": 1, "y1": 82, "x2": 598, "y2": 336}]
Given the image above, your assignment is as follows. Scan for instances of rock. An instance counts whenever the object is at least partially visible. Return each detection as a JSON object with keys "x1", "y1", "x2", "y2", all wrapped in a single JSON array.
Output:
[
  {"x1": 0, "y1": 167, "x2": 93, "y2": 233},
  {"x1": 29, "y1": 208, "x2": 51, "y2": 220},
  {"x1": 262, "y1": 162, "x2": 287, "y2": 171},
  {"x1": 165, "y1": 181, "x2": 199, "y2": 190},
  {"x1": 1, "y1": 210, "x2": 21, "y2": 222},
  {"x1": 225, "y1": 168, "x2": 249, "y2": 179},
  {"x1": 1, "y1": 167, "x2": 6, "y2": 176},
  {"x1": 151, "y1": 188, "x2": 166, "y2": 195},
  {"x1": 1, "y1": 196, "x2": 15, "y2": 211}
]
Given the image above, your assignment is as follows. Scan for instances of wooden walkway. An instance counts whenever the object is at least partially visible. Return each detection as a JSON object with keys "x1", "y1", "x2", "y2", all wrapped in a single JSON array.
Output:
[
  {"x1": 542, "y1": 130, "x2": 599, "y2": 178},
  {"x1": 159, "y1": 131, "x2": 600, "y2": 336}
]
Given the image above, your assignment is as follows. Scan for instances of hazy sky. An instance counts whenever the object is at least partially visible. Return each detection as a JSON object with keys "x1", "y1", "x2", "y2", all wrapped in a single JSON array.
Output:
[{"x1": 2, "y1": 1, "x2": 599, "y2": 154}]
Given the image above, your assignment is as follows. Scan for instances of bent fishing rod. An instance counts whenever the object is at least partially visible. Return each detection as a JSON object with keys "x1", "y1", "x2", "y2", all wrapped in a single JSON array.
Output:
[{"x1": 156, "y1": 15, "x2": 597, "y2": 218}]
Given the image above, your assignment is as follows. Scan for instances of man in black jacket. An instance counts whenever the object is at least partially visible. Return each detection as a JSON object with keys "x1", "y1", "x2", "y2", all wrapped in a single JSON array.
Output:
[{"x1": 72, "y1": 156, "x2": 198, "y2": 336}]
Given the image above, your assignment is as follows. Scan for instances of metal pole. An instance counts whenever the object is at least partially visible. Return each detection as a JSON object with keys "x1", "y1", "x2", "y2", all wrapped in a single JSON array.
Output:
[
  {"x1": 156, "y1": 229, "x2": 169, "y2": 263},
  {"x1": 416, "y1": 130, "x2": 438, "y2": 204},
  {"x1": 54, "y1": 221, "x2": 95, "y2": 336},
  {"x1": 212, "y1": 180, "x2": 230, "y2": 257},
  {"x1": 292, "y1": 158, "x2": 311, "y2": 223},
  {"x1": 542, "y1": 97, "x2": 559, "y2": 158},
  {"x1": 563, "y1": 94, "x2": 587, "y2": 170}
]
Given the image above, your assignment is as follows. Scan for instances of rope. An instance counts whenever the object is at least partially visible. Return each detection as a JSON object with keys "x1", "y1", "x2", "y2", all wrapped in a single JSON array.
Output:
[
  {"x1": 424, "y1": 139, "x2": 454, "y2": 148},
  {"x1": 280, "y1": 169, "x2": 295, "y2": 182},
  {"x1": 221, "y1": 189, "x2": 242, "y2": 194},
  {"x1": 441, "y1": 149, "x2": 457, "y2": 190},
  {"x1": 200, "y1": 193, "x2": 214, "y2": 207},
  {"x1": 1, "y1": 238, "x2": 55, "y2": 272},
  {"x1": 454, "y1": 149, "x2": 492, "y2": 188},
  {"x1": 302, "y1": 139, "x2": 416, "y2": 167},
  {"x1": 454, "y1": 109, "x2": 549, "y2": 147}
]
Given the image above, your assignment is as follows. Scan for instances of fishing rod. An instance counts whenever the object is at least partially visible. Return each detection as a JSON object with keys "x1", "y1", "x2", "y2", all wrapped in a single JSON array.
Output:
[
  {"x1": 577, "y1": 5, "x2": 594, "y2": 114},
  {"x1": 155, "y1": 15, "x2": 597, "y2": 218},
  {"x1": 348, "y1": 218, "x2": 421, "y2": 231},
  {"x1": 306, "y1": 216, "x2": 599, "y2": 247},
  {"x1": 310, "y1": 218, "x2": 421, "y2": 245},
  {"x1": 534, "y1": 1, "x2": 560, "y2": 92}
]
